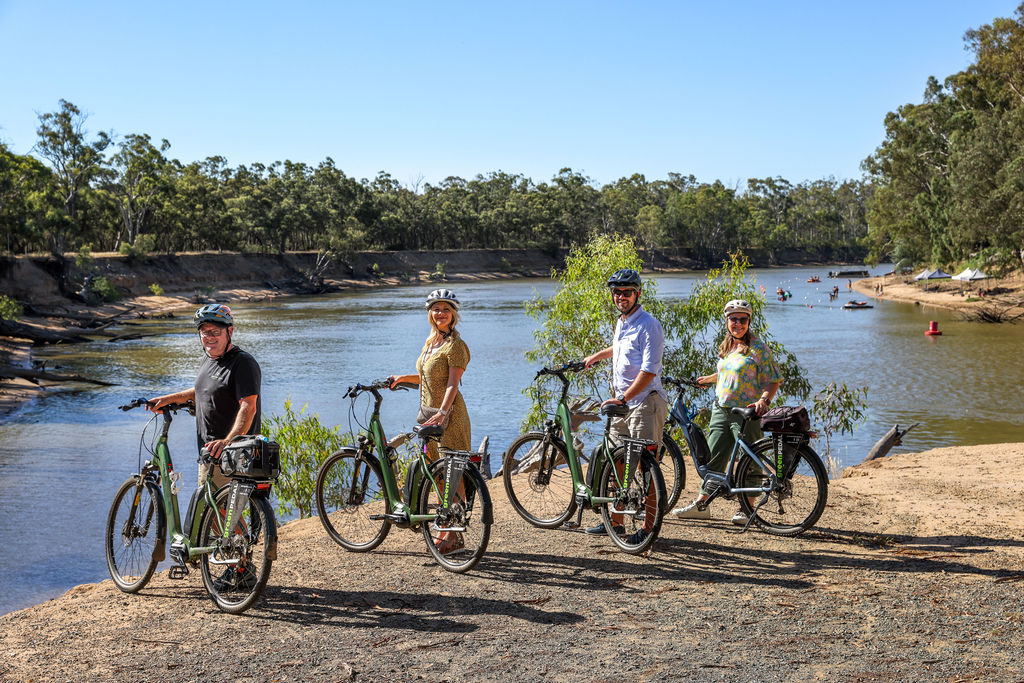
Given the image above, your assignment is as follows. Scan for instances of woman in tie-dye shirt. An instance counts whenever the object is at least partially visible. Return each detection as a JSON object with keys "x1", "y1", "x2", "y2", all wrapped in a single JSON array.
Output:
[{"x1": 671, "y1": 299, "x2": 781, "y2": 525}]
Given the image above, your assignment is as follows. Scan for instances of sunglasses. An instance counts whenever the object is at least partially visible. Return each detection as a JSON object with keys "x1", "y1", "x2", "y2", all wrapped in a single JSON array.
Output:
[
  {"x1": 727, "y1": 316, "x2": 750, "y2": 324},
  {"x1": 611, "y1": 288, "x2": 638, "y2": 298},
  {"x1": 199, "y1": 327, "x2": 226, "y2": 338}
]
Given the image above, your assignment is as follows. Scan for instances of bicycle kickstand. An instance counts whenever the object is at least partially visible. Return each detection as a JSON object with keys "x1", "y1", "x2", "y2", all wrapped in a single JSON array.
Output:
[{"x1": 734, "y1": 494, "x2": 769, "y2": 534}]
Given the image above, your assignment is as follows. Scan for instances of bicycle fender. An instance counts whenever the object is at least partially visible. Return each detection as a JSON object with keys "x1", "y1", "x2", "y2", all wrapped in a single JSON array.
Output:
[
  {"x1": 134, "y1": 475, "x2": 167, "y2": 562},
  {"x1": 471, "y1": 469, "x2": 495, "y2": 525},
  {"x1": 262, "y1": 498, "x2": 279, "y2": 561}
]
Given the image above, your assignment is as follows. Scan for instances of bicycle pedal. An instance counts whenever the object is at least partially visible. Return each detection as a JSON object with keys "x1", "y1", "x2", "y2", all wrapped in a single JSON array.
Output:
[
  {"x1": 369, "y1": 513, "x2": 408, "y2": 523},
  {"x1": 168, "y1": 565, "x2": 189, "y2": 580}
]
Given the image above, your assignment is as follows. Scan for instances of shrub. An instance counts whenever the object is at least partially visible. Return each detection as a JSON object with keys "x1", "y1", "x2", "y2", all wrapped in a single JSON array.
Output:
[
  {"x1": 89, "y1": 276, "x2": 120, "y2": 302},
  {"x1": 264, "y1": 399, "x2": 350, "y2": 519},
  {"x1": 811, "y1": 382, "x2": 868, "y2": 477},
  {"x1": 148, "y1": 283, "x2": 164, "y2": 296},
  {"x1": 119, "y1": 234, "x2": 155, "y2": 264},
  {"x1": 0, "y1": 295, "x2": 23, "y2": 321}
]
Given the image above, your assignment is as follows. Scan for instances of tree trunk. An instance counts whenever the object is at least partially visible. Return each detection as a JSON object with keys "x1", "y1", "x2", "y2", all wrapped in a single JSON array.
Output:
[{"x1": 862, "y1": 423, "x2": 919, "y2": 463}]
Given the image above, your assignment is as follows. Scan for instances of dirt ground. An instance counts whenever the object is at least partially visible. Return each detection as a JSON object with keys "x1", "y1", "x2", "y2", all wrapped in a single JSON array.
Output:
[{"x1": 2, "y1": 442, "x2": 1023, "y2": 682}]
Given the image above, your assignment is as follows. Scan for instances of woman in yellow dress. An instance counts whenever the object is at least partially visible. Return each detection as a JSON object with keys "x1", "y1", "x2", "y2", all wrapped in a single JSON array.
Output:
[{"x1": 389, "y1": 288, "x2": 471, "y2": 552}]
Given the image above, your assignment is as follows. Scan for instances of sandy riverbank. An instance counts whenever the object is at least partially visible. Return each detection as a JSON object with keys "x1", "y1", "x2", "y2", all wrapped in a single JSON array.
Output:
[
  {"x1": 852, "y1": 270, "x2": 1024, "y2": 318},
  {"x1": 1, "y1": 441, "x2": 1022, "y2": 681}
]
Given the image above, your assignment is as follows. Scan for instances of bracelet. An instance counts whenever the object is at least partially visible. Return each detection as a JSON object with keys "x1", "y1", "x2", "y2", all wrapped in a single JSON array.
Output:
[{"x1": 439, "y1": 408, "x2": 450, "y2": 416}]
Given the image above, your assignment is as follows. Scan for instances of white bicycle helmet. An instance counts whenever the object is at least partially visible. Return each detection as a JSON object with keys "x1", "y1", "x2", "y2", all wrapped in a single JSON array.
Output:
[
  {"x1": 425, "y1": 288, "x2": 460, "y2": 310},
  {"x1": 723, "y1": 299, "x2": 753, "y2": 318}
]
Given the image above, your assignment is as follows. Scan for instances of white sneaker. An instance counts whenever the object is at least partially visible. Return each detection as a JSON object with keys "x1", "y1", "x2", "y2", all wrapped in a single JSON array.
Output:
[
  {"x1": 671, "y1": 501, "x2": 711, "y2": 519},
  {"x1": 732, "y1": 512, "x2": 749, "y2": 526}
]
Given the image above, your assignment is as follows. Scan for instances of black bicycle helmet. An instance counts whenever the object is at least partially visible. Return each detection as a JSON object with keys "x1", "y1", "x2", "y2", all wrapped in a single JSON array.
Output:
[
  {"x1": 193, "y1": 303, "x2": 233, "y2": 328},
  {"x1": 607, "y1": 268, "x2": 642, "y2": 290}
]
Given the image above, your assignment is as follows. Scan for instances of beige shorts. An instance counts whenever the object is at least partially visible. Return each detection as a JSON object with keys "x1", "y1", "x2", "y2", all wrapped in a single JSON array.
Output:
[{"x1": 610, "y1": 392, "x2": 668, "y2": 445}]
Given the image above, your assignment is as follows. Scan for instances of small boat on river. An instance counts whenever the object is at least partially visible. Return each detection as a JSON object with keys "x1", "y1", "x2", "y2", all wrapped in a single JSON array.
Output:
[
  {"x1": 842, "y1": 300, "x2": 873, "y2": 310},
  {"x1": 807, "y1": 276, "x2": 820, "y2": 283}
]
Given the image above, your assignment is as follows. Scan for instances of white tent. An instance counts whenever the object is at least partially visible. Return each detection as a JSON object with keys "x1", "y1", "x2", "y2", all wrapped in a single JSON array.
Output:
[
  {"x1": 952, "y1": 267, "x2": 989, "y2": 281},
  {"x1": 915, "y1": 268, "x2": 951, "y2": 280}
]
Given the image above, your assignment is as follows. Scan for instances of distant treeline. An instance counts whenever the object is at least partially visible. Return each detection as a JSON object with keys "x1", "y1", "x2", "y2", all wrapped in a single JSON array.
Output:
[
  {"x1": 1, "y1": 100, "x2": 870, "y2": 266},
  {"x1": 864, "y1": 4, "x2": 1024, "y2": 272}
]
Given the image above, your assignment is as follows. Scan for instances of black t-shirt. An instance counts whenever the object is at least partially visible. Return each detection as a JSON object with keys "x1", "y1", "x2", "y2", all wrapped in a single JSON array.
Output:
[{"x1": 194, "y1": 345, "x2": 262, "y2": 449}]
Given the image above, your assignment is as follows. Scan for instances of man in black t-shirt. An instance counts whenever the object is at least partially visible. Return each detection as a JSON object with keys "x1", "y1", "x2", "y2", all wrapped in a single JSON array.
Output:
[{"x1": 150, "y1": 303, "x2": 261, "y2": 488}]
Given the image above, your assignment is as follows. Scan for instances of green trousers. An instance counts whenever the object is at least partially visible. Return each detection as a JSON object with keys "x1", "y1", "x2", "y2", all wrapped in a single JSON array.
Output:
[{"x1": 701, "y1": 403, "x2": 763, "y2": 495}]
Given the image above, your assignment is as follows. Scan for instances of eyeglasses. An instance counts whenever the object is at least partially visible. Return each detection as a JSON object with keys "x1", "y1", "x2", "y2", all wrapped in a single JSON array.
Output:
[
  {"x1": 198, "y1": 327, "x2": 226, "y2": 338},
  {"x1": 611, "y1": 289, "x2": 638, "y2": 298},
  {"x1": 727, "y1": 316, "x2": 750, "y2": 325}
]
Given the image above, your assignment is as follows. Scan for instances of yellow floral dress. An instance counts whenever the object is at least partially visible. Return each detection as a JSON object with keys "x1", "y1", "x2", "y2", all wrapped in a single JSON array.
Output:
[{"x1": 416, "y1": 335, "x2": 471, "y2": 452}]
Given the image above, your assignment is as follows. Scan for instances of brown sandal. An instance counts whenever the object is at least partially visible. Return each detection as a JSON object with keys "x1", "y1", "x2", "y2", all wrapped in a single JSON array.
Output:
[{"x1": 434, "y1": 532, "x2": 465, "y2": 555}]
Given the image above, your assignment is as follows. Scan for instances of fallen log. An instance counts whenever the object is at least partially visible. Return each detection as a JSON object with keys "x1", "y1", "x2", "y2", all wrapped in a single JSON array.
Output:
[
  {"x1": 0, "y1": 319, "x2": 92, "y2": 344},
  {"x1": 862, "y1": 423, "x2": 919, "y2": 463},
  {"x1": 0, "y1": 365, "x2": 117, "y2": 386}
]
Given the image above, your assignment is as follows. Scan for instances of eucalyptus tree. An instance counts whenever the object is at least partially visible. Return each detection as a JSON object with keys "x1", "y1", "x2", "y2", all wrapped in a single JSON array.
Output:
[
  {"x1": 32, "y1": 99, "x2": 111, "y2": 254},
  {"x1": 107, "y1": 133, "x2": 171, "y2": 249}
]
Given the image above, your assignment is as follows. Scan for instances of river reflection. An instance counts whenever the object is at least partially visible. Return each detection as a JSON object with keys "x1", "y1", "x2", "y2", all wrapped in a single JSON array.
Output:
[{"x1": 1, "y1": 264, "x2": 1022, "y2": 615}]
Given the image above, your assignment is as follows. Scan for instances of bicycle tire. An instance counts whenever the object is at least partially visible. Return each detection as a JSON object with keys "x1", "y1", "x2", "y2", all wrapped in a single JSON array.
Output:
[
  {"x1": 598, "y1": 448, "x2": 665, "y2": 554},
  {"x1": 502, "y1": 432, "x2": 576, "y2": 528},
  {"x1": 659, "y1": 432, "x2": 687, "y2": 512},
  {"x1": 105, "y1": 475, "x2": 165, "y2": 593},
  {"x1": 418, "y1": 459, "x2": 492, "y2": 573},
  {"x1": 199, "y1": 487, "x2": 275, "y2": 615},
  {"x1": 315, "y1": 449, "x2": 391, "y2": 551},
  {"x1": 735, "y1": 441, "x2": 828, "y2": 536}
]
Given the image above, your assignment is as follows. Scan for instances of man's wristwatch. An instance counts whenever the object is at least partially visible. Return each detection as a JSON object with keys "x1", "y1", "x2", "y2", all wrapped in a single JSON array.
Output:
[{"x1": 617, "y1": 394, "x2": 626, "y2": 403}]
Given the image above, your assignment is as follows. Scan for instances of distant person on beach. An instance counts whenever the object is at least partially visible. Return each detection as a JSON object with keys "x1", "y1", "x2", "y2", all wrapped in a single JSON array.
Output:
[
  {"x1": 582, "y1": 268, "x2": 667, "y2": 543},
  {"x1": 672, "y1": 299, "x2": 781, "y2": 526},
  {"x1": 388, "y1": 288, "x2": 471, "y2": 554}
]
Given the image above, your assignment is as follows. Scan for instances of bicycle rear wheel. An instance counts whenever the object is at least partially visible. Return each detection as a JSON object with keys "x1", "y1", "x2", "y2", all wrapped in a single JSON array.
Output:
[
  {"x1": 315, "y1": 449, "x2": 391, "y2": 551},
  {"x1": 502, "y1": 432, "x2": 576, "y2": 528},
  {"x1": 598, "y1": 449, "x2": 665, "y2": 554},
  {"x1": 199, "y1": 488, "x2": 275, "y2": 615},
  {"x1": 736, "y1": 441, "x2": 828, "y2": 536},
  {"x1": 105, "y1": 476, "x2": 165, "y2": 593},
  {"x1": 419, "y1": 459, "x2": 492, "y2": 573},
  {"x1": 658, "y1": 433, "x2": 687, "y2": 512}
]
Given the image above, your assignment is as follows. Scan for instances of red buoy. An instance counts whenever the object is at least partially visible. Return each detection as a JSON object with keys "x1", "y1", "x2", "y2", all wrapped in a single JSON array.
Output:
[{"x1": 925, "y1": 321, "x2": 942, "y2": 336}]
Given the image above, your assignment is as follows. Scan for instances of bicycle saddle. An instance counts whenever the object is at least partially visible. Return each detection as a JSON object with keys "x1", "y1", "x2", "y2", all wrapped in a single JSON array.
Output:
[
  {"x1": 600, "y1": 402, "x2": 630, "y2": 417},
  {"x1": 730, "y1": 406, "x2": 758, "y2": 421},
  {"x1": 417, "y1": 425, "x2": 445, "y2": 438}
]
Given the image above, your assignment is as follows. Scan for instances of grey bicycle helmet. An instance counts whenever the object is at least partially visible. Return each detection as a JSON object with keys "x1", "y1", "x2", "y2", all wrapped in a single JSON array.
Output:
[
  {"x1": 607, "y1": 269, "x2": 642, "y2": 289},
  {"x1": 425, "y1": 288, "x2": 460, "y2": 310},
  {"x1": 723, "y1": 299, "x2": 753, "y2": 317},
  {"x1": 194, "y1": 303, "x2": 233, "y2": 328}
]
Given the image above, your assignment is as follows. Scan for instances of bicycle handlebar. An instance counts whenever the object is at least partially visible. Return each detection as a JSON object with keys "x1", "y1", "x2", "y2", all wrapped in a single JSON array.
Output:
[
  {"x1": 663, "y1": 376, "x2": 706, "y2": 391},
  {"x1": 343, "y1": 378, "x2": 396, "y2": 399},
  {"x1": 534, "y1": 361, "x2": 587, "y2": 381},
  {"x1": 119, "y1": 398, "x2": 196, "y2": 415}
]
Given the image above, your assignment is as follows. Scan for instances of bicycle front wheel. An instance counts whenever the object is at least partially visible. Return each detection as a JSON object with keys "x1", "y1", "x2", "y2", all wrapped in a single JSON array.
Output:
[
  {"x1": 419, "y1": 459, "x2": 492, "y2": 573},
  {"x1": 659, "y1": 433, "x2": 687, "y2": 512},
  {"x1": 736, "y1": 441, "x2": 828, "y2": 536},
  {"x1": 315, "y1": 449, "x2": 391, "y2": 551},
  {"x1": 106, "y1": 476, "x2": 165, "y2": 593},
  {"x1": 598, "y1": 449, "x2": 665, "y2": 554},
  {"x1": 502, "y1": 432, "x2": 576, "y2": 528},
  {"x1": 199, "y1": 488, "x2": 275, "y2": 615}
]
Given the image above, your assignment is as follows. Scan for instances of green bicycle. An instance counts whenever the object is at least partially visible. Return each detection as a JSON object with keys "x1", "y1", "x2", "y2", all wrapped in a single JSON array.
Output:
[
  {"x1": 502, "y1": 362, "x2": 666, "y2": 554},
  {"x1": 105, "y1": 398, "x2": 279, "y2": 614},
  {"x1": 314, "y1": 379, "x2": 493, "y2": 573}
]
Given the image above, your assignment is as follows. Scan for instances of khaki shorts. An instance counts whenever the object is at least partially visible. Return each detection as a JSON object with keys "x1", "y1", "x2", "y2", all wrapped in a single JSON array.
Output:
[{"x1": 610, "y1": 392, "x2": 668, "y2": 445}]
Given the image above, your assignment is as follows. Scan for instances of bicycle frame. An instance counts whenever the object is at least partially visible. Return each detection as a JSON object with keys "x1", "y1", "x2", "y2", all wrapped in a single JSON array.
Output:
[
  {"x1": 350, "y1": 383, "x2": 453, "y2": 525},
  {"x1": 538, "y1": 366, "x2": 636, "y2": 508},
  {"x1": 665, "y1": 383, "x2": 779, "y2": 500}
]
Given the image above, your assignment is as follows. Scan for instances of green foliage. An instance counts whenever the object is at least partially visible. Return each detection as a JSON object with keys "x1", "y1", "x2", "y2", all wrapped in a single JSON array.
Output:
[
  {"x1": 148, "y1": 283, "x2": 164, "y2": 296},
  {"x1": 430, "y1": 260, "x2": 448, "y2": 281},
  {"x1": 264, "y1": 399, "x2": 351, "y2": 519},
  {"x1": 522, "y1": 237, "x2": 811, "y2": 430},
  {"x1": 89, "y1": 276, "x2": 120, "y2": 302},
  {"x1": 118, "y1": 233, "x2": 156, "y2": 264},
  {"x1": 2, "y1": 101, "x2": 870, "y2": 258},
  {"x1": 0, "y1": 294, "x2": 23, "y2": 321},
  {"x1": 811, "y1": 382, "x2": 869, "y2": 477},
  {"x1": 75, "y1": 245, "x2": 94, "y2": 270},
  {"x1": 864, "y1": 6, "x2": 1024, "y2": 272}
]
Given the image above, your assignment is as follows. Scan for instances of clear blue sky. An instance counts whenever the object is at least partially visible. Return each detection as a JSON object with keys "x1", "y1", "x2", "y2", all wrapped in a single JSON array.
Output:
[{"x1": 0, "y1": 1, "x2": 1018, "y2": 188}]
